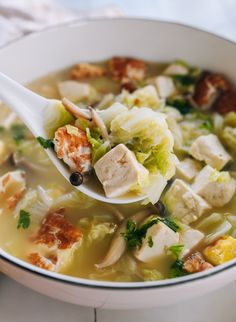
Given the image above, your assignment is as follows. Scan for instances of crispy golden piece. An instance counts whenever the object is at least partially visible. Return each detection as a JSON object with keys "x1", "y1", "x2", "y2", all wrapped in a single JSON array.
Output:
[
  {"x1": 33, "y1": 208, "x2": 82, "y2": 250},
  {"x1": 183, "y1": 252, "x2": 213, "y2": 273},
  {"x1": 70, "y1": 63, "x2": 105, "y2": 79},
  {"x1": 54, "y1": 125, "x2": 92, "y2": 174}
]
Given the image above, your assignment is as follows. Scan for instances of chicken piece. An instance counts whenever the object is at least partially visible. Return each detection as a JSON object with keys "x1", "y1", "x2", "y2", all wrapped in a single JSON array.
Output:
[
  {"x1": 190, "y1": 134, "x2": 232, "y2": 170},
  {"x1": 54, "y1": 125, "x2": 92, "y2": 174},
  {"x1": 163, "y1": 63, "x2": 188, "y2": 76},
  {"x1": 180, "y1": 227, "x2": 204, "y2": 257},
  {"x1": 70, "y1": 63, "x2": 105, "y2": 79},
  {"x1": 58, "y1": 80, "x2": 98, "y2": 103},
  {"x1": 0, "y1": 170, "x2": 26, "y2": 210},
  {"x1": 29, "y1": 208, "x2": 83, "y2": 272},
  {"x1": 0, "y1": 141, "x2": 11, "y2": 165},
  {"x1": 155, "y1": 76, "x2": 176, "y2": 98},
  {"x1": 214, "y1": 91, "x2": 236, "y2": 115},
  {"x1": 183, "y1": 252, "x2": 213, "y2": 273},
  {"x1": 164, "y1": 179, "x2": 211, "y2": 224},
  {"x1": 194, "y1": 73, "x2": 230, "y2": 110},
  {"x1": 134, "y1": 222, "x2": 179, "y2": 263},
  {"x1": 192, "y1": 165, "x2": 235, "y2": 207},
  {"x1": 94, "y1": 144, "x2": 149, "y2": 198},
  {"x1": 176, "y1": 158, "x2": 202, "y2": 182},
  {"x1": 203, "y1": 236, "x2": 236, "y2": 265}
]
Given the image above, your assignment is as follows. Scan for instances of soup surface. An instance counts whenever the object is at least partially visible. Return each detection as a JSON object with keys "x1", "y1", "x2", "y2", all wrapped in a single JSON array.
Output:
[{"x1": 0, "y1": 58, "x2": 236, "y2": 282}]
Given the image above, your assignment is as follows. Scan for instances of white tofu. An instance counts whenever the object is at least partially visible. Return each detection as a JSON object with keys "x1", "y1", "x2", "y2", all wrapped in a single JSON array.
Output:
[
  {"x1": 58, "y1": 80, "x2": 97, "y2": 103},
  {"x1": 134, "y1": 222, "x2": 179, "y2": 263},
  {"x1": 192, "y1": 165, "x2": 236, "y2": 207},
  {"x1": 176, "y1": 158, "x2": 202, "y2": 182},
  {"x1": 164, "y1": 179, "x2": 211, "y2": 224},
  {"x1": 180, "y1": 227, "x2": 204, "y2": 257},
  {"x1": 155, "y1": 76, "x2": 176, "y2": 98},
  {"x1": 164, "y1": 63, "x2": 188, "y2": 76},
  {"x1": 190, "y1": 134, "x2": 231, "y2": 170},
  {"x1": 94, "y1": 144, "x2": 149, "y2": 198}
]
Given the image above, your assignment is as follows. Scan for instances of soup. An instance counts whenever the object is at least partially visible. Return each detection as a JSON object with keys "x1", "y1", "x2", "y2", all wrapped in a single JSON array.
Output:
[{"x1": 0, "y1": 58, "x2": 236, "y2": 282}]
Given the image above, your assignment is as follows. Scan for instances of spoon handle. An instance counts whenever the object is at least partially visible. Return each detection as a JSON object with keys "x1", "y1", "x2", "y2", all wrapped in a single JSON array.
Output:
[{"x1": 0, "y1": 72, "x2": 48, "y2": 136}]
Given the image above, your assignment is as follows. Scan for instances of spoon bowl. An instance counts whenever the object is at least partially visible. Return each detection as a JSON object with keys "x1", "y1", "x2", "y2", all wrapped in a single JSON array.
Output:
[{"x1": 0, "y1": 72, "x2": 146, "y2": 204}]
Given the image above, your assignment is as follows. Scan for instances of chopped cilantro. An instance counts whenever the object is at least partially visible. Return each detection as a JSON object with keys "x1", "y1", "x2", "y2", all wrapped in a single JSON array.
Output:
[
  {"x1": 10, "y1": 124, "x2": 27, "y2": 144},
  {"x1": 123, "y1": 217, "x2": 158, "y2": 250},
  {"x1": 199, "y1": 119, "x2": 214, "y2": 132},
  {"x1": 159, "y1": 217, "x2": 180, "y2": 233},
  {"x1": 17, "y1": 210, "x2": 30, "y2": 229},
  {"x1": 169, "y1": 244, "x2": 184, "y2": 259},
  {"x1": 170, "y1": 259, "x2": 188, "y2": 278},
  {"x1": 148, "y1": 236, "x2": 154, "y2": 248},
  {"x1": 123, "y1": 215, "x2": 180, "y2": 250},
  {"x1": 37, "y1": 136, "x2": 54, "y2": 149},
  {"x1": 167, "y1": 98, "x2": 192, "y2": 115}
]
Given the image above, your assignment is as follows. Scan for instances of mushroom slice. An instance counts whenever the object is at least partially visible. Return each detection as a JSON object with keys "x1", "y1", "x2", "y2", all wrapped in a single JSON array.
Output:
[
  {"x1": 62, "y1": 97, "x2": 91, "y2": 120},
  {"x1": 96, "y1": 209, "x2": 151, "y2": 269},
  {"x1": 89, "y1": 107, "x2": 109, "y2": 140}
]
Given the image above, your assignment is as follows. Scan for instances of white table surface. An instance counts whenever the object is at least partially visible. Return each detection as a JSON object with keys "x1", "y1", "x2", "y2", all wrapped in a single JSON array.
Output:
[
  {"x1": 1, "y1": 275, "x2": 236, "y2": 322},
  {"x1": 1, "y1": 0, "x2": 236, "y2": 321}
]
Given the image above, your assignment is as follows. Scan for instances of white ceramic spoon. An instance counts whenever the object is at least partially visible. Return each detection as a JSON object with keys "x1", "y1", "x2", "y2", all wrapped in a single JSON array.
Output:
[{"x1": 0, "y1": 72, "x2": 146, "y2": 204}]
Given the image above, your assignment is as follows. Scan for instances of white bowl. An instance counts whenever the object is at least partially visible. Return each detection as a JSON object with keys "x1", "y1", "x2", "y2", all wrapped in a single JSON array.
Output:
[{"x1": 0, "y1": 18, "x2": 236, "y2": 310}]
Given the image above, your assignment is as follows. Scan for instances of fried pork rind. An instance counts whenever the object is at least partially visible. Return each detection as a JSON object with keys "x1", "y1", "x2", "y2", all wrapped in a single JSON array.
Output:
[
  {"x1": 54, "y1": 125, "x2": 92, "y2": 174},
  {"x1": 70, "y1": 63, "x2": 105, "y2": 80},
  {"x1": 194, "y1": 73, "x2": 230, "y2": 110},
  {"x1": 0, "y1": 170, "x2": 26, "y2": 210},
  {"x1": 183, "y1": 251, "x2": 213, "y2": 273},
  {"x1": 109, "y1": 57, "x2": 146, "y2": 91},
  {"x1": 29, "y1": 208, "x2": 83, "y2": 272}
]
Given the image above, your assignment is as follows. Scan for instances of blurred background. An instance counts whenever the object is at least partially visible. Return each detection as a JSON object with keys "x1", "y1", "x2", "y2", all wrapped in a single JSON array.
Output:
[{"x1": 1, "y1": 0, "x2": 236, "y2": 46}]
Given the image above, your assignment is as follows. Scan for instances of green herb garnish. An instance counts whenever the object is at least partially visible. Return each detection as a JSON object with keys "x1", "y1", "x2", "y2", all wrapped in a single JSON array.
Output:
[
  {"x1": 171, "y1": 74, "x2": 196, "y2": 86},
  {"x1": 159, "y1": 217, "x2": 180, "y2": 233},
  {"x1": 169, "y1": 244, "x2": 184, "y2": 259},
  {"x1": 166, "y1": 98, "x2": 192, "y2": 115},
  {"x1": 17, "y1": 210, "x2": 31, "y2": 229},
  {"x1": 10, "y1": 124, "x2": 27, "y2": 144},
  {"x1": 37, "y1": 136, "x2": 54, "y2": 149},
  {"x1": 148, "y1": 236, "x2": 154, "y2": 248},
  {"x1": 170, "y1": 259, "x2": 188, "y2": 278},
  {"x1": 123, "y1": 215, "x2": 179, "y2": 249},
  {"x1": 123, "y1": 217, "x2": 158, "y2": 250},
  {"x1": 199, "y1": 119, "x2": 214, "y2": 132}
]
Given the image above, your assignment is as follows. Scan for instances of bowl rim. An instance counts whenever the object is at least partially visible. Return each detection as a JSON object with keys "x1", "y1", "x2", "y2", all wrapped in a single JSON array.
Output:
[{"x1": 0, "y1": 16, "x2": 236, "y2": 290}]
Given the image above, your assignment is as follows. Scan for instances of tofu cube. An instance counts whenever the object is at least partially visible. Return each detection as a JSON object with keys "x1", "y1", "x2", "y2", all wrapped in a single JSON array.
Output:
[
  {"x1": 155, "y1": 76, "x2": 176, "y2": 98},
  {"x1": 176, "y1": 158, "x2": 202, "y2": 182},
  {"x1": 180, "y1": 227, "x2": 204, "y2": 257},
  {"x1": 203, "y1": 236, "x2": 236, "y2": 265},
  {"x1": 94, "y1": 144, "x2": 149, "y2": 198},
  {"x1": 164, "y1": 179, "x2": 211, "y2": 224},
  {"x1": 134, "y1": 222, "x2": 179, "y2": 263},
  {"x1": 58, "y1": 80, "x2": 97, "y2": 103},
  {"x1": 190, "y1": 134, "x2": 231, "y2": 170},
  {"x1": 192, "y1": 165, "x2": 235, "y2": 207}
]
